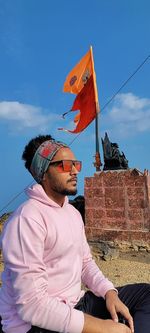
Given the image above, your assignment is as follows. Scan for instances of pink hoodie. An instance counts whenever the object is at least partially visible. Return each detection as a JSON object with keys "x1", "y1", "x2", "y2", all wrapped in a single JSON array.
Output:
[{"x1": 0, "y1": 184, "x2": 115, "y2": 333}]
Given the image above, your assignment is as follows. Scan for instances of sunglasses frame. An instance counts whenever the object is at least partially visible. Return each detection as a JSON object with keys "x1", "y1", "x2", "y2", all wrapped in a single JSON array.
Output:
[{"x1": 48, "y1": 159, "x2": 82, "y2": 172}]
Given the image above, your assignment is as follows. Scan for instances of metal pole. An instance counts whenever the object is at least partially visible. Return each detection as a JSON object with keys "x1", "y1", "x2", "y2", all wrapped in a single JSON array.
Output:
[
  {"x1": 94, "y1": 109, "x2": 102, "y2": 171},
  {"x1": 90, "y1": 46, "x2": 102, "y2": 171}
]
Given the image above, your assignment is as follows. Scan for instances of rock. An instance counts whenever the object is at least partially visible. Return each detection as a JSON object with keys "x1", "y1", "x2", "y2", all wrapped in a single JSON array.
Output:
[
  {"x1": 103, "y1": 247, "x2": 119, "y2": 261},
  {"x1": 89, "y1": 241, "x2": 120, "y2": 261},
  {"x1": 132, "y1": 244, "x2": 139, "y2": 252}
]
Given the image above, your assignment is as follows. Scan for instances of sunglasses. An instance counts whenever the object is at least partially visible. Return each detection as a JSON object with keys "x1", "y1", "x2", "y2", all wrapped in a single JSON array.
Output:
[{"x1": 48, "y1": 160, "x2": 82, "y2": 173}]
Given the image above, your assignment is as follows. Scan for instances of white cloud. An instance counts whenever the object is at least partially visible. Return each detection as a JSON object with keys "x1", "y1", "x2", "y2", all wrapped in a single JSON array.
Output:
[
  {"x1": 0, "y1": 101, "x2": 60, "y2": 132},
  {"x1": 101, "y1": 92, "x2": 150, "y2": 138}
]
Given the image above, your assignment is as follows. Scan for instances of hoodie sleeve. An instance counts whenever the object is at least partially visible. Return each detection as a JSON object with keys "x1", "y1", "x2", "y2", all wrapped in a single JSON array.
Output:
[
  {"x1": 2, "y1": 211, "x2": 84, "y2": 333},
  {"x1": 81, "y1": 224, "x2": 117, "y2": 298}
]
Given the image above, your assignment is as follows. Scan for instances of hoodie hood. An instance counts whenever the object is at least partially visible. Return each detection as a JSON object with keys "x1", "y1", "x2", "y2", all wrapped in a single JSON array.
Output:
[{"x1": 25, "y1": 183, "x2": 69, "y2": 208}]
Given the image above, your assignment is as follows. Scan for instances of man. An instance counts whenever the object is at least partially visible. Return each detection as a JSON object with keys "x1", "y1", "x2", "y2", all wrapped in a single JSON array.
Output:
[{"x1": 0, "y1": 134, "x2": 150, "y2": 333}]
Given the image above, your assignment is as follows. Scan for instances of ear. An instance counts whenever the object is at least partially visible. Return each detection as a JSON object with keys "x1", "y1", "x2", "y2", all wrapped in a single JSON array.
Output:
[{"x1": 42, "y1": 173, "x2": 46, "y2": 181}]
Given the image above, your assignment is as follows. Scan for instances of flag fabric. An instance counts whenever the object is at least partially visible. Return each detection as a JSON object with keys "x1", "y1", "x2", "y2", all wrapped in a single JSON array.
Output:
[
  {"x1": 66, "y1": 76, "x2": 96, "y2": 133},
  {"x1": 63, "y1": 49, "x2": 93, "y2": 94},
  {"x1": 59, "y1": 47, "x2": 100, "y2": 133}
]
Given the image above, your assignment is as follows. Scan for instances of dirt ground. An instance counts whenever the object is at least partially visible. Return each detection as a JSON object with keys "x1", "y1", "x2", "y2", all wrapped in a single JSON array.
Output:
[{"x1": 93, "y1": 251, "x2": 150, "y2": 286}]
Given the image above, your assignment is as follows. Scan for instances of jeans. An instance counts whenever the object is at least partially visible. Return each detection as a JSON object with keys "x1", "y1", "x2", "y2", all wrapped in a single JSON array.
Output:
[{"x1": 1, "y1": 283, "x2": 150, "y2": 333}]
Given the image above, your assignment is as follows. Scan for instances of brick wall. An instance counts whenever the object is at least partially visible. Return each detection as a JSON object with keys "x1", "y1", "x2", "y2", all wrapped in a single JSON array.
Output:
[{"x1": 84, "y1": 169, "x2": 150, "y2": 243}]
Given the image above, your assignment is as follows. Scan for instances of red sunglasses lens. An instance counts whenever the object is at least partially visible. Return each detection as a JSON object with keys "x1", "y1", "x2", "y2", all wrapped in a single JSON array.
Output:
[
  {"x1": 62, "y1": 161, "x2": 71, "y2": 172},
  {"x1": 54, "y1": 161, "x2": 82, "y2": 172},
  {"x1": 74, "y1": 161, "x2": 82, "y2": 171}
]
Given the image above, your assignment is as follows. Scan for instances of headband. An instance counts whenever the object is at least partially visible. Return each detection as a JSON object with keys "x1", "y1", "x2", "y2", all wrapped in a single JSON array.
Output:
[{"x1": 30, "y1": 140, "x2": 68, "y2": 183}]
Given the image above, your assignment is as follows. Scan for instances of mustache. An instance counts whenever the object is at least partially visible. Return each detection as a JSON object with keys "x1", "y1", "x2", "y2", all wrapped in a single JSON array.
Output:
[{"x1": 67, "y1": 177, "x2": 78, "y2": 183}]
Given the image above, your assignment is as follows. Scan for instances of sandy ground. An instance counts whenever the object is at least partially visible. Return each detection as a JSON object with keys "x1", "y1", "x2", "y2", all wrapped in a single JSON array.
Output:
[{"x1": 93, "y1": 251, "x2": 150, "y2": 286}]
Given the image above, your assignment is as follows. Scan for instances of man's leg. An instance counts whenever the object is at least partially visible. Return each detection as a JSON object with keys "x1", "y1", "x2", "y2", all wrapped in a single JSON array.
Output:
[
  {"x1": 117, "y1": 283, "x2": 150, "y2": 333},
  {"x1": 75, "y1": 283, "x2": 150, "y2": 333},
  {"x1": 75, "y1": 290, "x2": 111, "y2": 319},
  {"x1": 28, "y1": 283, "x2": 150, "y2": 333}
]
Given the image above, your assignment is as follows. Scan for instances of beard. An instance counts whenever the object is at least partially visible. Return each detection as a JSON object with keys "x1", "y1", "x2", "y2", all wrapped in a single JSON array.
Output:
[
  {"x1": 58, "y1": 188, "x2": 78, "y2": 196},
  {"x1": 49, "y1": 177, "x2": 78, "y2": 196},
  {"x1": 45, "y1": 171, "x2": 78, "y2": 197}
]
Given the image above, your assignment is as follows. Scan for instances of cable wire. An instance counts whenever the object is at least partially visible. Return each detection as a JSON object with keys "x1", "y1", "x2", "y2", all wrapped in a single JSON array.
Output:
[{"x1": 0, "y1": 181, "x2": 34, "y2": 215}]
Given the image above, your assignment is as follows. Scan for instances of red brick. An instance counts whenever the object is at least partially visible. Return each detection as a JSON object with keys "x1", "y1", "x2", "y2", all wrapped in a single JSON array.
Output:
[
  {"x1": 93, "y1": 209, "x2": 106, "y2": 219},
  {"x1": 89, "y1": 219, "x2": 105, "y2": 228},
  {"x1": 128, "y1": 220, "x2": 143, "y2": 230},
  {"x1": 84, "y1": 190, "x2": 94, "y2": 199},
  {"x1": 85, "y1": 228, "x2": 130, "y2": 242},
  {"x1": 84, "y1": 171, "x2": 150, "y2": 244},
  {"x1": 143, "y1": 209, "x2": 149, "y2": 221},
  {"x1": 84, "y1": 177, "x2": 94, "y2": 188},
  {"x1": 85, "y1": 226, "x2": 93, "y2": 239},
  {"x1": 93, "y1": 188, "x2": 104, "y2": 197},
  {"x1": 124, "y1": 173, "x2": 136, "y2": 186},
  {"x1": 128, "y1": 198, "x2": 145, "y2": 208},
  {"x1": 102, "y1": 218, "x2": 126, "y2": 230},
  {"x1": 85, "y1": 227, "x2": 150, "y2": 242},
  {"x1": 128, "y1": 209, "x2": 143, "y2": 220},
  {"x1": 93, "y1": 177, "x2": 103, "y2": 188},
  {"x1": 117, "y1": 172, "x2": 126, "y2": 185},
  {"x1": 85, "y1": 198, "x2": 94, "y2": 208},
  {"x1": 143, "y1": 210, "x2": 150, "y2": 229},
  {"x1": 85, "y1": 209, "x2": 93, "y2": 220},
  {"x1": 103, "y1": 172, "x2": 124, "y2": 187},
  {"x1": 127, "y1": 187, "x2": 144, "y2": 197},
  {"x1": 106, "y1": 209, "x2": 125, "y2": 219},
  {"x1": 129, "y1": 231, "x2": 150, "y2": 241},
  {"x1": 94, "y1": 172, "x2": 104, "y2": 178},
  {"x1": 105, "y1": 188, "x2": 125, "y2": 208},
  {"x1": 85, "y1": 219, "x2": 94, "y2": 226},
  {"x1": 92, "y1": 197, "x2": 105, "y2": 208},
  {"x1": 135, "y1": 177, "x2": 145, "y2": 186},
  {"x1": 143, "y1": 220, "x2": 150, "y2": 229}
]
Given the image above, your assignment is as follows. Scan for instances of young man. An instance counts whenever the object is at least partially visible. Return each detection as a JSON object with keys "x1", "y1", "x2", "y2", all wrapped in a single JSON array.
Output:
[{"x1": 0, "y1": 135, "x2": 149, "y2": 333}]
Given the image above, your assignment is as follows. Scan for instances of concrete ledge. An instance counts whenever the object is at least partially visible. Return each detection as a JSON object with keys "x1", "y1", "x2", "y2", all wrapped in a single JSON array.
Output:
[{"x1": 85, "y1": 227, "x2": 150, "y2": 243}]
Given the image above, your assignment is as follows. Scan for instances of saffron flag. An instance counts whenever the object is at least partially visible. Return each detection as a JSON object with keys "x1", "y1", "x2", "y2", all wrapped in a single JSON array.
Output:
[
  {"x1": 63, "y1": 49, "x2": 93, "y2": 94},
  {"x1": 64, "y1": 76, "x2": 96, "y2": 133},
  {"x1": 59, "y1": 47, "x2": 100, "y2": 133}
]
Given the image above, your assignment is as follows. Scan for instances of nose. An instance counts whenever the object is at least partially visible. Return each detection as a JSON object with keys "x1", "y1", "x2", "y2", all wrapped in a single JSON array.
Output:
[{"x1": 70, "y1": 164, "x2": 79, "y2": 175}]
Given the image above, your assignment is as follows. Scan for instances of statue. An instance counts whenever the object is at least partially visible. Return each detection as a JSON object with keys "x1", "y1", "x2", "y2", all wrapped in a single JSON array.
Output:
[{"x1": 101, "y1": 133, "x2": 129, "y2": 170}]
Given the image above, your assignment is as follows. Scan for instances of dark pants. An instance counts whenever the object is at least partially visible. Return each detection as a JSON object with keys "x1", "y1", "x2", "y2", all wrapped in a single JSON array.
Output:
[{"x1": 1, "y1": 283, "x2": 150, "y2": 333}]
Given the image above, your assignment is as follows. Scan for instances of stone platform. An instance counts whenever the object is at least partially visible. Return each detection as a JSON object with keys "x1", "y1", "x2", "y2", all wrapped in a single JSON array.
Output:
[{"x1": 84, "y1": 169, "x2": 150, "y2": 244}]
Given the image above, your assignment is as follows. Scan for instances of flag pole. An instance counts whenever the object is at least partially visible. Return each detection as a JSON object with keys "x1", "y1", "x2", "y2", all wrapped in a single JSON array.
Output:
[{"x1": 90, "y1": 46, "x2": 102, "y2": 171}]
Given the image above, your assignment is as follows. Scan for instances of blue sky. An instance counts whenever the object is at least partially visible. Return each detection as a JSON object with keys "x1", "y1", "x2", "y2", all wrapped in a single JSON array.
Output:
[{"x1": 0, "y1": 0, "x2": 150, "y2": 213}]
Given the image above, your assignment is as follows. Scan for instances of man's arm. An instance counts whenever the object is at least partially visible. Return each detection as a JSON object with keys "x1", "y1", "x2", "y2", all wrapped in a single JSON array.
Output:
[
  {"x1": 105, "y1": 290, "x2": 134, "y2": 332},
  {"x1": 81, "y1": 223, "x2": 116, "y2": 297},
  {"x1": 81, "y1": 223, "x2": 134, "y2": 333},
  {"x1": 82, "y1": 314, "x2": 132, "y2": 333}
]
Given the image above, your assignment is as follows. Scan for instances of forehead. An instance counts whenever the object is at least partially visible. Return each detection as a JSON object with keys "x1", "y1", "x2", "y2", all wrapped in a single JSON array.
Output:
[{"x1": 52, "y1": 147, "x2": 76, "y2": 161}]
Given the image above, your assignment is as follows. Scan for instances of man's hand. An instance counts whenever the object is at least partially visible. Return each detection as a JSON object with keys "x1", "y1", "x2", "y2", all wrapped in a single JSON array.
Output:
[
  {"x1": 105, "y1": 290, "x2": 134, "y2": 333},
  {"x1": 82, "y1": 314, "x2": 132, "y2": 333}
]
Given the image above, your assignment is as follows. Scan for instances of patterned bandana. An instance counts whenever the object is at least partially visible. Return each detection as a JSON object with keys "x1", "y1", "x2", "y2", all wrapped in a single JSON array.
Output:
[{"x1": 30, "y1": 140, "x2": 68, "y2": 183}]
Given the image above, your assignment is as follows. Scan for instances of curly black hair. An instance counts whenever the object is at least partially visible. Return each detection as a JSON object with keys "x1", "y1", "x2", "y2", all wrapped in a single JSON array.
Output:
[{"x1": 22, "y1": 134, "x2": 54, "y2": 172}]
